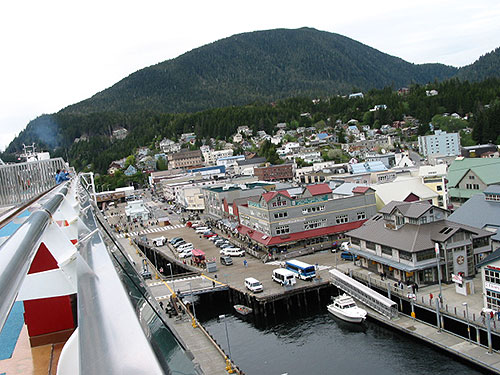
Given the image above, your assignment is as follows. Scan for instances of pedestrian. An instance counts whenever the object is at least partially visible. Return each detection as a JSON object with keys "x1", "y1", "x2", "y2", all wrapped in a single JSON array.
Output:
[
  {"x1": 244, "y1": 259, "x2": 248, "y2": 268},
  {"x1": 411, "y1": 283, "x2": 416, "y2": 294}
]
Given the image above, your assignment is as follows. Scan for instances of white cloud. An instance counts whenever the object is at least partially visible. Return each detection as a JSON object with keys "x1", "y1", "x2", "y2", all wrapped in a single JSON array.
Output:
[{"x1": 1, "y1": 0, "x2": 500, "y2": 151}]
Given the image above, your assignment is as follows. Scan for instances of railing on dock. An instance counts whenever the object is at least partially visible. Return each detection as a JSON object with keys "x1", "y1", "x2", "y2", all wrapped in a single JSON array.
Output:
[{"x1": 330, "y1": 269, "x2": 398, "y2": 319}]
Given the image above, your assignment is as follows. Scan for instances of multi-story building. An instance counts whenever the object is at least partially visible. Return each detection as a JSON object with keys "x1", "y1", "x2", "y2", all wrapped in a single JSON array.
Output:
[
  {"x1": 254, "y1": 163, "x2": 294, "y2": 181},
  {"x1": 202, "y1": 149, "x2": 233, "y2": 166},
  {"x1": 167, "y1": 150, "x2": 203, "y2": 170},
  {"x1": 203, "y1": 181, "x2": 274, "y2": 220},
  {"x1": 159, "y1": 138, "x2": 181, "y2": 154},
  {"x1": 417, "y1": 165, "x2": 449, "y2": 208},
  {"x1": 477, "y1": 249, "x2": 500, "y2": 312},
  {"x1": 177, "y1": 187, "x2": 205, "y2": 212},
  {"x1": 237, "y1": 183, "x2": 377, "y2": 253},
  {"x1": 418, "y1": 130, "x2": 460, "y2": 157},
  {"x1": 346, "y1": 201, "x2": 492, "y2": 285}
]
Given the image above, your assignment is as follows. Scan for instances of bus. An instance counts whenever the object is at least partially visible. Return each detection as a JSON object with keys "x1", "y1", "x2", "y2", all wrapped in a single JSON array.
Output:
[{"x1": 285, "y1": 259, "x2": 316, "y2": 280}]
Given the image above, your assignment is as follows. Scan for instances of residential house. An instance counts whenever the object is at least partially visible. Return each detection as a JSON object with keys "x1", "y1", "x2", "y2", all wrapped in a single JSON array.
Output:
[
  {"x1": 112, "y1": 127, "x2": 128, "y2": 140},
  {"x1": 349, "y1": 92, "x2": 364, "y2": 99},
  {"x1": 159, "y1": 138, "x2": 181, "y2": 154},
  {"x1": 237, "y1": 126, "x2": 252, "y2": 136},
  {"x1": 124, "y1": 165, "x2": 138, "y2": 176},
  {"x1": 346, "y1": 201, "x2": 492, "y2": 285},
  {"x1": 447, "y1": 158, "x2": 500, "y2": 206},
  {"x1": 180, "y1": 133, "x2": 196, "y2": 144}
]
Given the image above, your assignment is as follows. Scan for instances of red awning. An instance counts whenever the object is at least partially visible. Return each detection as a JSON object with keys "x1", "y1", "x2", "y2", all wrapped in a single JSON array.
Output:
[
  {"x1": 192, "y1": 249, "x2": 205, "y2": 256},
  {"x1": 238, "y1": 220, "x2": 366, "y2": 246}
]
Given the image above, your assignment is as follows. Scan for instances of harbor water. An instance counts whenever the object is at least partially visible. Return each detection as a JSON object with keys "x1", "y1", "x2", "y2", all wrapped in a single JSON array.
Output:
[{"x1": 199, "y1": 308, "x2": 486, "y2": 375}]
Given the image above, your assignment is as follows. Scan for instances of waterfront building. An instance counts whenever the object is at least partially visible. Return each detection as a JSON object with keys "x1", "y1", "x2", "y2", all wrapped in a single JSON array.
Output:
[
  {"x1": 446, "y1": 157, "x2": 500, "y2": 206},
  {"x1": 167, "y1": 150, "x2": 203, "y2": 170},
  {"x1": 203, "y1": 181, "x2": 275, "y2": 220},
  {"x1": 254, "y1": 163, "x2": 294, "y2": 181},
  {"x1": 237, "y1": 183, "x2": 377, "y2": 253},
  {"x1": 449, "y1": 185, "x2": 500, "y2": 250},
  {"x1": 346, "y1": 201, "x2": 492, "y2": 285},
  {"x1": 477, "y1": 249, "x2": 500, "y2": 312},
  {"x1": 418, "y1": 130, "x2": 460, "y2": 157}
]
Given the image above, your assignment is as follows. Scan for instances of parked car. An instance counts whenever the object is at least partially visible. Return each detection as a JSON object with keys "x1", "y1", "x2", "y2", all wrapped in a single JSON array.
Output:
[
  {"x1": 169, "y1": 237, "x2": 182, "y2": 244},
  {"x1": 179, "y1": 250, "x2": 192, "y2": 259},
  {"x1": 245, "y1": 277, "x2": 263, "y2": 293},
  {"x1": 209, "y1": 236, "x2": 220, "y2": 242},
  {"x1": 340, "y1": 251, "x2": 358, "y2": 261},
  {"x1": 220, "y1": 248, "x2": 245, "y2": 257},
  {"x1": 203, "y1": 232, "x2": 217, "y2": 238},
  {"x1": 331, "y1": 241, "x2": 349, "y2": 253},
  {"x1": 220, "y1": 255, "x2": 233, "y2": 266},
  {"x1": 219, "y1": 243, "x2": 232, "y2": 249},
  {"x1": 195, "y1": 226, "x2": 210, "y2": 233},
  {"x1": 173, "y1": 240, "x2": 186, "y2": 248},
  {"x1": 177, "y1": 243, "x2": 194, "y2": 252}
]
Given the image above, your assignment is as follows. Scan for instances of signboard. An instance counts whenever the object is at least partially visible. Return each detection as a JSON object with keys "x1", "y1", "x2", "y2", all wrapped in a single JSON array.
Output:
[
  {"x1": 451, "y1": 274, "x2": 463, "y2": 284},
  {"x1": 485, "y1": 281, "x2": 500, "y2": 293},
  {"x1": 434, "y1": 243, "x2": 440, "y2": 255}
]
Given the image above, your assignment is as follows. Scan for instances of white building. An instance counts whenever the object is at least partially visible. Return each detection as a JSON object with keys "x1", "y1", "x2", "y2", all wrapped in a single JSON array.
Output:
[
  {"x1": 159, "y1": 138, "x2": 181, "y2": 154},
  {"x1": 125, "y1": 200, "x2": 150, "y2": 221},
  {"x1": 202, "y1": 149, "x2": 234, "y2": 166},
  {"x1": 418, "y1": 130, "x2": 460, "y2": 157},
  {"x1": 177, "y1": 187, "x2": 206, "y2": 211}
]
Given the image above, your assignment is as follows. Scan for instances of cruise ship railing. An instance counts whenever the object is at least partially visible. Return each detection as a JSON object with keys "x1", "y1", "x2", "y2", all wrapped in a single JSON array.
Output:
[
  {"x1": 0, "y1": 182, "x2": 69, "y2": 332},
  {"x1": 77, "y1": 177, "x2": 200, "y2": 375},
  {"x1": 0, "y1": 157, "x2": 67, "y2": 206}
]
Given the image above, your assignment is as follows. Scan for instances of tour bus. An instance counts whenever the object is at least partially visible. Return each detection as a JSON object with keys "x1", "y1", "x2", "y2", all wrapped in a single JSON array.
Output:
[
  {"x1": 272, "y1": 268, "x2": 296, "y2": 286},
  {"x1": 285, "y1": 259, "x2": 316, "y2": 280}
]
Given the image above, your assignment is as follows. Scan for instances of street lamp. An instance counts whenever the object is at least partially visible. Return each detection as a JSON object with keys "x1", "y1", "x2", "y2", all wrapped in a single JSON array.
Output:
[
  {"x1": 434, "y1": 243, "x2": 443, "y2": 304},
  {"x1": 219, "y1": 314, "x2": 232, "y2": 360},
  {"x1": 463, "y1": 302, "x2": 471, "y2": 344},
  {"x1": 167, "y1": 263, "x2": 175, "y2": 292},
  {"x1": 189, "y1": 281, "x2": 197, "y2": 328}
]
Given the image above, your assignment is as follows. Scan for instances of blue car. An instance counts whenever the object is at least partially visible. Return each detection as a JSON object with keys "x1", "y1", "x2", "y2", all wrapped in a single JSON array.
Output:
[{"x1": 340, "y1": 251, "x2": 358, "y2": 261}]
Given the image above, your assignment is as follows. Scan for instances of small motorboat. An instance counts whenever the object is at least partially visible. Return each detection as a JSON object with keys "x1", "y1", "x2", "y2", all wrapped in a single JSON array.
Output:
[
  {"x1": 234, "y1": 304, "x2": 253, "y2": 316},
  {"x1": 327, "y1": 294, "x2": 367, "y2": 323}
]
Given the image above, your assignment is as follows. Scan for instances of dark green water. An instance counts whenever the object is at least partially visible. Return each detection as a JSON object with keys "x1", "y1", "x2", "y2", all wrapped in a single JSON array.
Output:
[{"x1": 200, "y1": 311, "x2": 486, "y2": 375}]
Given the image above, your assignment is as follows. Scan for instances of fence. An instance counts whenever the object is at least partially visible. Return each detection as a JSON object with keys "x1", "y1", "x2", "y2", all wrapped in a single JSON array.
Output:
[{"x1": 0, "y1": 158, "x2": 67, "y2": 206}]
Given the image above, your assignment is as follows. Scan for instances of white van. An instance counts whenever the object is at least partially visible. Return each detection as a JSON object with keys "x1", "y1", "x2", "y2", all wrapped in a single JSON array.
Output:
[
  {"x1": 177, "y1": 243, "x2": 194, "y2": 252},
  {"x1": 245, "y1": 277, "x2": 263, "y2": 293},
  {"x1": 272, "y1": 268, "x2": 296, "y2": 286},
  {"x1": 220, "y1": 248, "x2": 245, "y2": 257},
  {"x1": 152, "y1": 236, "x2": 166, "y2": 247},
  {"x1": 195, "y1": 226, "x2": 209, "y2": 233}
]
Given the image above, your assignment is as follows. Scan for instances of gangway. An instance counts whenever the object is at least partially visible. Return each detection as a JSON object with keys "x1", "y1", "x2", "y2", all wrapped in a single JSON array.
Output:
[{"x1": 329, "y1": 269, "x2": 398, "y2": 319}]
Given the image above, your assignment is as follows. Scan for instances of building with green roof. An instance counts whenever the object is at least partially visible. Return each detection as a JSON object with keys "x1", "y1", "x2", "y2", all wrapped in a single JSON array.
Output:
[{"x1": 447, "y1": 157, "x2": 500, "y2": 206}]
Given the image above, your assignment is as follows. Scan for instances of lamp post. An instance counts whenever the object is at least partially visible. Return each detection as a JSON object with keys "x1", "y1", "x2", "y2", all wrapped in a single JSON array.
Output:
[
  {"x1": 219, "y1": 314, "x2": 232, "y2": 360},
  {"x1": 167, "y1": 263, "x2": 175, "y2": 292},
  {"x1": 434, "y1": 243, "x2": 443, "y2": 304},
  {"x1": 189, "y1": 281, "x2": 197, "y2": 328},
  {"x1": 463, "y1": 302, "x2": 471, "y2": 344},
  {"x1": 153, "y1": 249, "x2": 159, "y2": 279}
]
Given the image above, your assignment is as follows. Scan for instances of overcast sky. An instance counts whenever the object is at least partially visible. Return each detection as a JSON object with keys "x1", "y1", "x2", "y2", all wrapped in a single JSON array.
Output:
[{"x1": 1, "y1": 0, "x2": 500, "y2": 151}]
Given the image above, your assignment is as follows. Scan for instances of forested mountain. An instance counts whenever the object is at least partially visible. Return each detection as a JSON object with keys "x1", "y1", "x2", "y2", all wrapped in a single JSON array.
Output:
[
  {"x1": 5, "y1": 27, "x2": 500, "y2": 174},
  {"x1": 61, "y1": 27, "x2": 458, "y2": 115},
  {"x1": 456, "y1": 47, "x2": 500, "y2": 82}
]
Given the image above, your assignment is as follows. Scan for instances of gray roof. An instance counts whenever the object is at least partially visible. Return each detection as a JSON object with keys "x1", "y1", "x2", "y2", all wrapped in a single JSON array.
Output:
[
  {"x1": 237, "y1": 157, "x2": 267, "y2": 166},
  {"x1": 449, "y1": 191, "x2": 500, "y2": 241},
  {"x1": 476, "y1": 248, "x2": 500, "y2": 268},
  {"x1": 484, "y1": 185, "x2": 500, "y2": 194},
  {"x1": 378, "y1": 201, "x2": 433, "y2": 218},
  {"x1": 347, "y1": 218, "x2": 492, "y2": 253}
]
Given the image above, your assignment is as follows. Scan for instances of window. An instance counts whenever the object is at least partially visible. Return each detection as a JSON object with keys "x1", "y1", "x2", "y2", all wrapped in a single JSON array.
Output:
[
  {"x1": 357, "y1": 212, "x2": 366, "y2": 220},
  {"x1": 416, "y1": 249, "x2": 435, "y2": 262},
  {"x1": 274, "y1": 212, "x2": 288, "y2": 219},
  {"x1": 351, "y1": 237, "x2": 360, "y2": 246},
  {"x1": 336, "y1": 214, "x2": 349, "y2": 224},
  {"x1": 275, "y1": 225, "x2": 290, "y2": 235},
  {"x1": 302, "y1": 205, "x2": 325, "y2": 214},
  {"x1": 365, "y1": 241, "x2": 376, "y2": 251},
  {"x1": 304, "y1": 218, "x2": 327, "y2": 230},
  {"x1": 381, "y1": 245, "x2": 392, "y2": 256},
  {"x1": 399, "y1": 250, "x2": 413, "y2": 261},
  {"x1": 420, "y1": 216, "x2": 427, "y2": 224},
  {"x1": 469, "y1": 175, "x2": 475, "y2": 180}
]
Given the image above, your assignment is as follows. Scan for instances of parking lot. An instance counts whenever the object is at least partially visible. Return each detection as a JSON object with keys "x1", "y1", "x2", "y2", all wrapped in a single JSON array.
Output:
[{"x1": 146, "y1": 225, "x2": 337, "y2": 298}]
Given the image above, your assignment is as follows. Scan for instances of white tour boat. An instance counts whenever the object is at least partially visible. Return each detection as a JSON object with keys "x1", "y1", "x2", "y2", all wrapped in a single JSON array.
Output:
[{"x1": 327, "y1": 294, "x2": 367, "y2": 323}]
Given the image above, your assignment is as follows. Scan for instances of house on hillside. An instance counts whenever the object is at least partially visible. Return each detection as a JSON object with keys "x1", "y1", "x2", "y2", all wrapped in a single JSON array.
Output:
[{"x1": 124, "y1": 165, "x2": 138, "y2": 176}]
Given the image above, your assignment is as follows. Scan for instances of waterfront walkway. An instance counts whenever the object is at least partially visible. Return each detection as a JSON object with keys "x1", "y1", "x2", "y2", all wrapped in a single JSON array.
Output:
[
  {"x1": 117, "y1": 237, "x2": 235, "y2": 375},
  {"x1": 364, "y1": 304, "x2": 500, "y2": 374}
]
